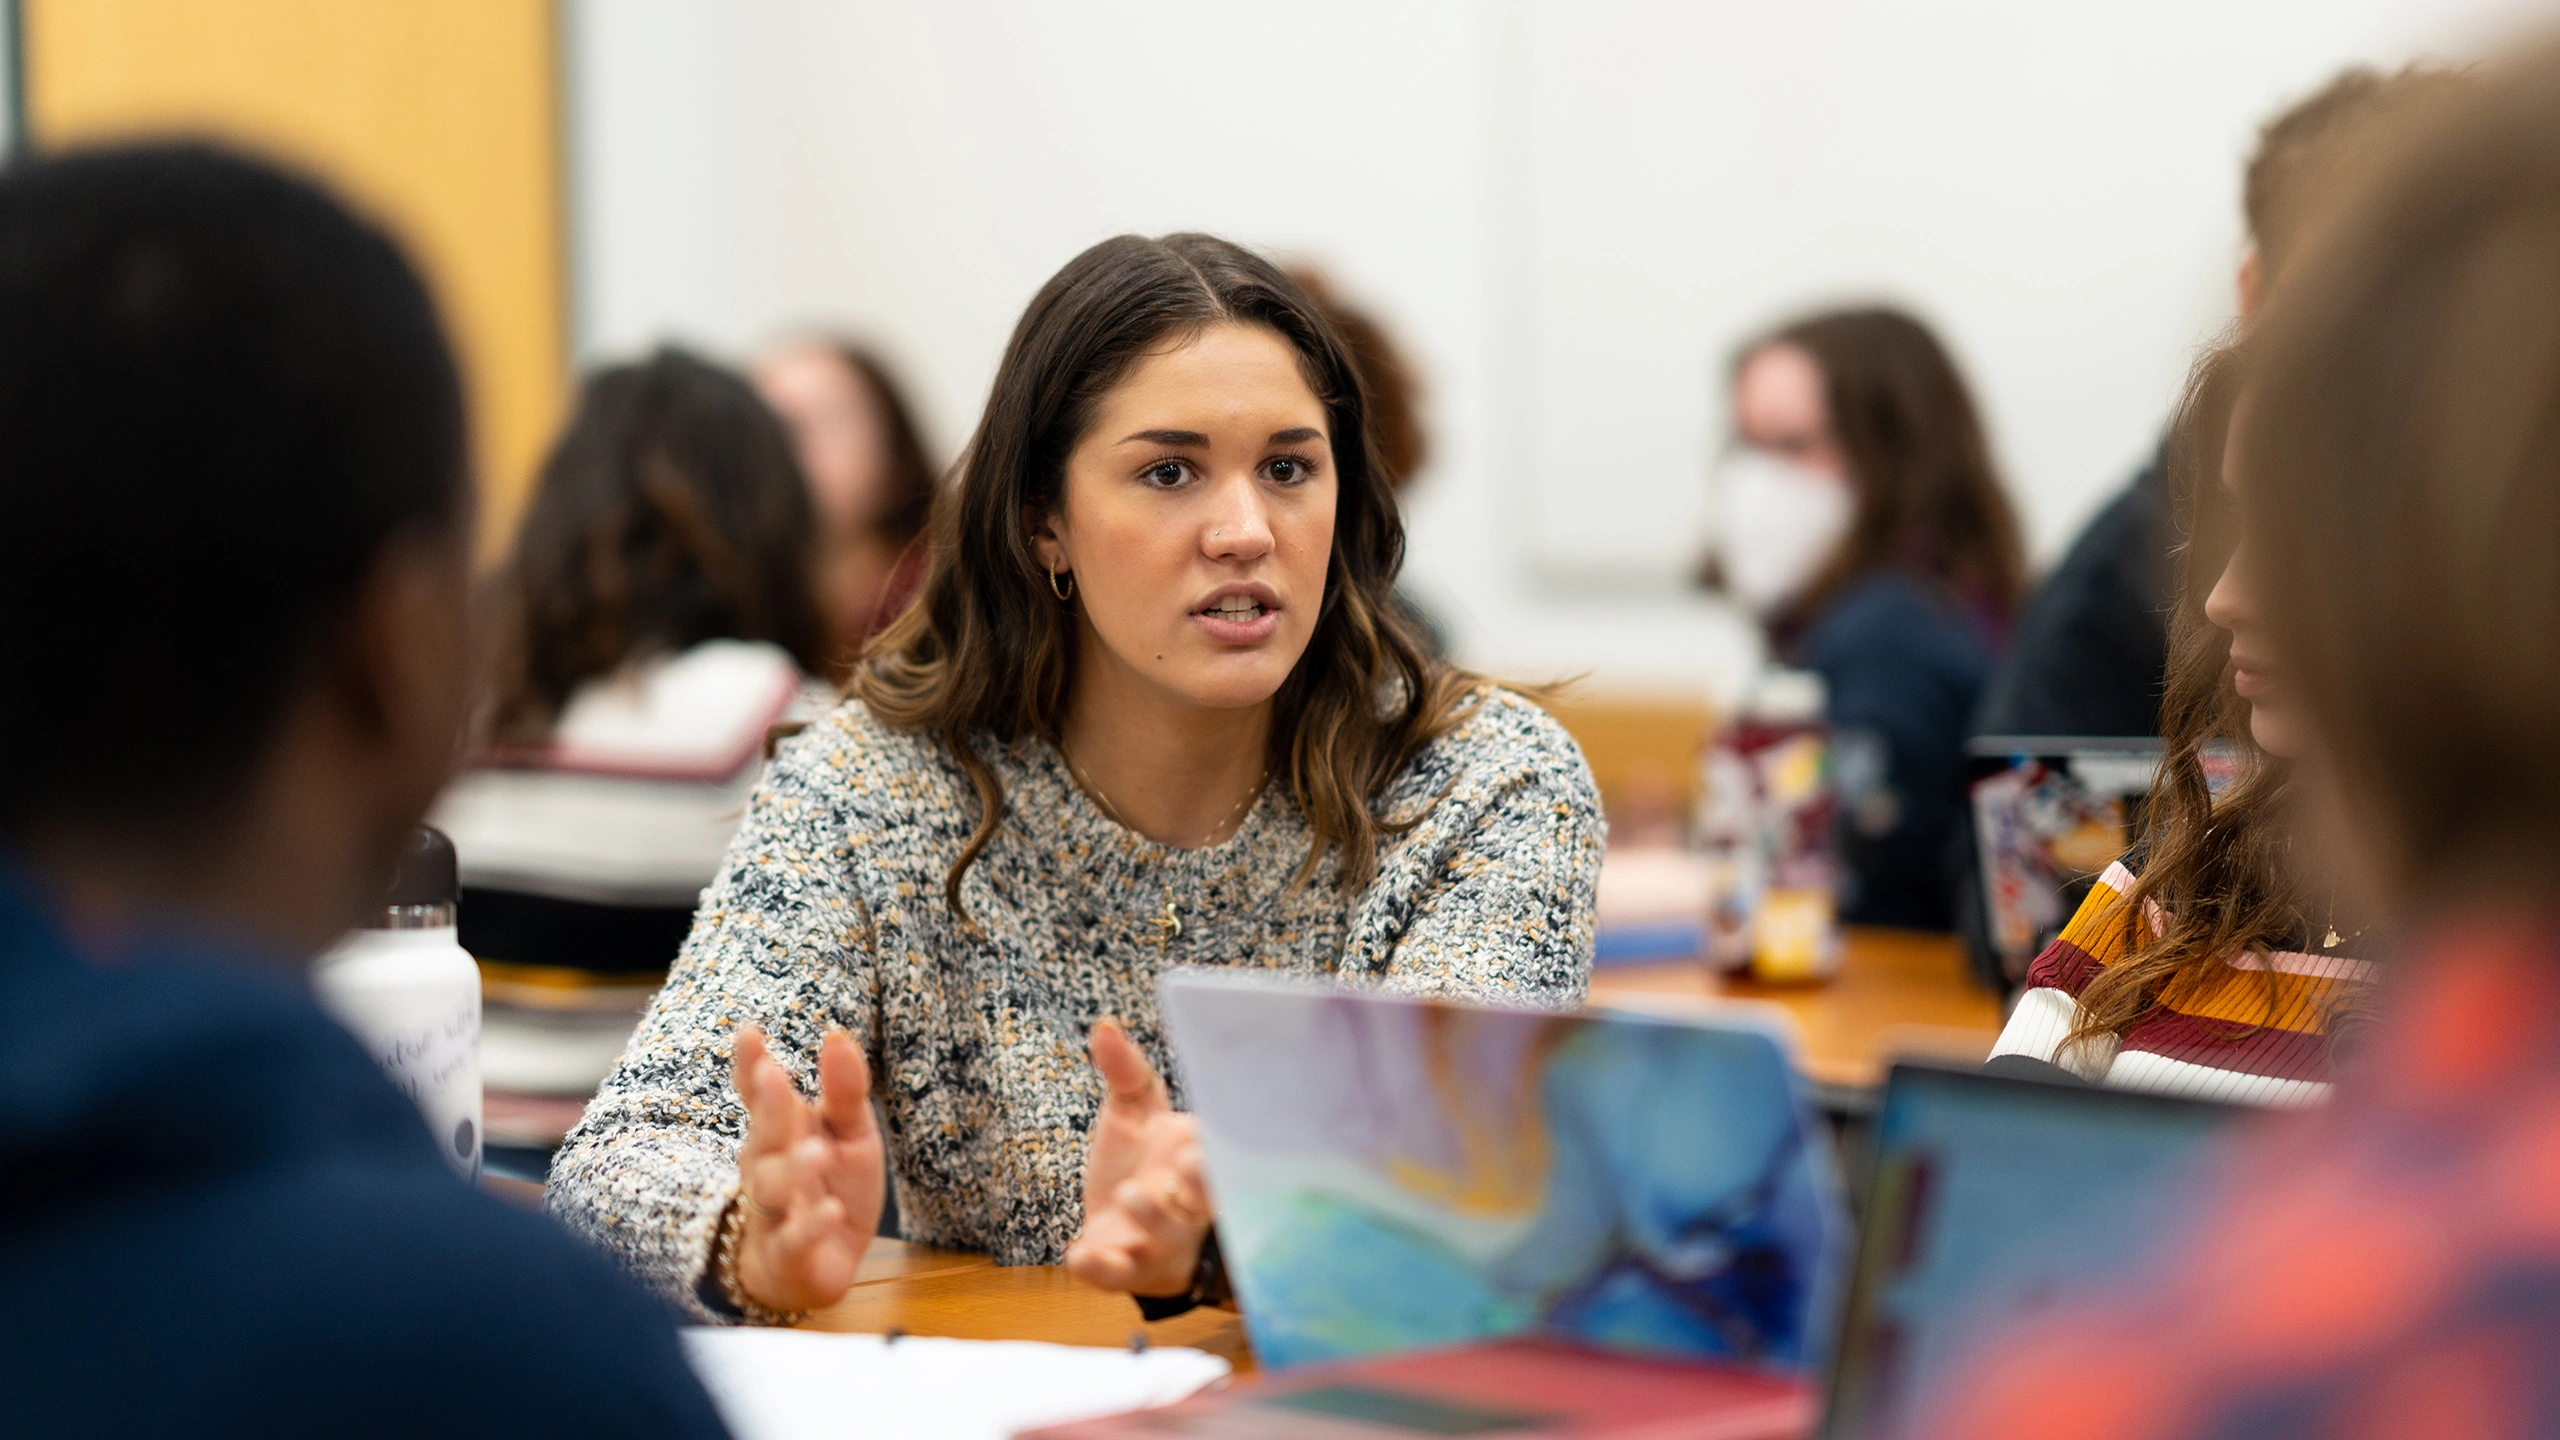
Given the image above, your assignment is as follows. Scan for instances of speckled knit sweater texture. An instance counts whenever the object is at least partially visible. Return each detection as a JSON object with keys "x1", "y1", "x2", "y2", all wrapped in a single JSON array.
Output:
[{"x1": 546, "y1": 688, "x2": 1602, "y2": 1317}]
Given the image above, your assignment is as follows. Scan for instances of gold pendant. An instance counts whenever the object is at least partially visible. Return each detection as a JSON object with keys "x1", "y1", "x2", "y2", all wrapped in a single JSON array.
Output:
[
  {"x1": 2324, "y1": 928, "x2": 2343, "y2": 949},
  {"x1": 1152, "y1": 899, "x2": 1181, "y2": 942}
]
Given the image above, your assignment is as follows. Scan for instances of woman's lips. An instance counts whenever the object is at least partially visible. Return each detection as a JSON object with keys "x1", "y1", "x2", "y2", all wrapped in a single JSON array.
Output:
[
  {"x1": 2231, "y1": 662, "x2": 2275, "y2": 700},
  {"x1": 1192, "y1": 603, "x2": 1281, "y2": 644}
]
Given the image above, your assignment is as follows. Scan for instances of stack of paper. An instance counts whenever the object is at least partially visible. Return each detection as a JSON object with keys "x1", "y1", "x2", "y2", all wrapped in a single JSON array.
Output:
[{"x1": 681, "y1": 1329, "x2": 1232, "y2": 1440}]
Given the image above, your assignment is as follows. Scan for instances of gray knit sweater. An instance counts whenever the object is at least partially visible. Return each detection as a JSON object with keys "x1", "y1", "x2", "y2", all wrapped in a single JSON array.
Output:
[{"x1": 546, "y1": 687, "x2": 1602, "y2": 1316}]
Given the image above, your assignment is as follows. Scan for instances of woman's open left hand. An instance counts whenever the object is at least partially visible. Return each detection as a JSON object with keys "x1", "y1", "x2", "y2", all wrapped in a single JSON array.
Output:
[
  {"x1": 727, "y1": 1023, "x2": 885, "y2": 1315},
  {"x1": 1064, "y1": 1017, "x2": 1213, "y2": 1298}
]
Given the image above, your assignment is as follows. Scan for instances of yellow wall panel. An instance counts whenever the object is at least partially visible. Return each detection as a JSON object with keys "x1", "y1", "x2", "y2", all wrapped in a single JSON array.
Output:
[{"x1": 22, "y1": 0, "x2": 566, "y2": 556}]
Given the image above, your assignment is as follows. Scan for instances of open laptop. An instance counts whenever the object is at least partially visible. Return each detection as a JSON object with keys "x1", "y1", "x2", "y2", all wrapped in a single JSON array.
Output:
[
  {"x1": 1160, "y1": 978, "x2": 2245, "y2": 1433},
  {"x1": 1963, "y1": 737, "x2": 2163, "y2": 988},
  {"x1": 1817, "y1": 1062, "x2": 2244, "y2": 1437},
  {"x1": 1158, "y1": 973, "x2": 1853, "y2": 1374}
]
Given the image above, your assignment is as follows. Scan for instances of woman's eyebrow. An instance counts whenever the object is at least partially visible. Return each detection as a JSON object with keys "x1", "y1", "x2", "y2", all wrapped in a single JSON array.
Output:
[{"x1": 1115, "y1": 425, "x2": 1324, "y2": 446}]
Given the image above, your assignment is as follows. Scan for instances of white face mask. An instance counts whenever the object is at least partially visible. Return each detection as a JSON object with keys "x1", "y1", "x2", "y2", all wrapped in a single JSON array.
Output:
[{"x1": 1710, "y1": 447, "x2": 1855, "y2": 615}]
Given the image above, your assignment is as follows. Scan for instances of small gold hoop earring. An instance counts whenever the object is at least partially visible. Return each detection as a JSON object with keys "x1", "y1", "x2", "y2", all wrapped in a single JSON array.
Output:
[{"x1": 1048, "y1": 567, "x2": 1075, "y2": 601}]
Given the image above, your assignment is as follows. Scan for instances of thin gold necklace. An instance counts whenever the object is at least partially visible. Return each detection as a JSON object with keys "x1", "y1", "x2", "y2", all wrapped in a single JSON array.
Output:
[{"x1": 1059, "y1": 745, "x2": 1268, "y2": 944}]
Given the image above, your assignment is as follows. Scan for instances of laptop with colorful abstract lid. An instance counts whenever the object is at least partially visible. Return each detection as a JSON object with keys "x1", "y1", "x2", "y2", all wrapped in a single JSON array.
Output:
[{"x1": 1156, "y1": 972, "x2": 1854, "y2": 1377}]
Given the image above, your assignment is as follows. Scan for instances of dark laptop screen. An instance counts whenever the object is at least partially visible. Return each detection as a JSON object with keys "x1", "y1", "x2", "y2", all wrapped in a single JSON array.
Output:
[{"x1": 1821, "y1": 1064, "x2": 2245, "y2": 1438}]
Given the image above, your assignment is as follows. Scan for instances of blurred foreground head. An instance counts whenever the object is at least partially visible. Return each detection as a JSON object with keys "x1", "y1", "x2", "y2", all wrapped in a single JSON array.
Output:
[
  {"x1": 2241, "y1": 46, "x2": 2560, "y2": 909},
  {"x1": 0, "y1": 144, "x2": 469, "y2": 947},
  {"x1": 2241, "y1": 62, "x2": 2473, "y2": 315}
]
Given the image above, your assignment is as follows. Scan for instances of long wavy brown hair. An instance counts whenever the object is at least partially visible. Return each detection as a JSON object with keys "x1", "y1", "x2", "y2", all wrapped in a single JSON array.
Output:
[
  {"x1": 856, "y1": 233, "x2": 1483, "y2": 920},
  {"x1": 2054, "y1": 67, "x2": 2489, "y2": 1055},
  {"x1": 2063, "y1": 344, "x2": 2311, "y2": 1055}
]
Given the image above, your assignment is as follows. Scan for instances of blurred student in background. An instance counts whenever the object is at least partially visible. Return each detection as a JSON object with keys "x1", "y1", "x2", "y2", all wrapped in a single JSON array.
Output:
[
  {"x1": 438, "y1": 349, "x2": 832, "y2": 986},
  {"x1": 0, "y1": 144, "x2": 725, "y2": 1436},
  {"x1": 1289, "y1": 265, "x2": 1446, "y2": 656},
  {"x1": 434, "y1": 351, "x2": 834, "y2": 1162},
  {"x1": 1984, "y1": 347, "x2": 2372, "y2": 1104},
  {"x1": 753, "y1": 337, "x2": 938, "y2": 677},
  {"x1": 1975, "y1": 63, "x2": 2468, "y2": 739},
  {"x1": 1706, "y1": 307, "x2": 2025, "y2": 931},
  {"x1": 1920, "y1": 45, "x2": 2560, "y2": 1439}
]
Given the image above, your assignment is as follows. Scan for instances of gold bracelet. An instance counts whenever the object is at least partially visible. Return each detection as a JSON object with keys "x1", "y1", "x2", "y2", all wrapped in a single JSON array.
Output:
[{"x1": 715, "y1": 1186, "x2": 811, "y2": 1327}]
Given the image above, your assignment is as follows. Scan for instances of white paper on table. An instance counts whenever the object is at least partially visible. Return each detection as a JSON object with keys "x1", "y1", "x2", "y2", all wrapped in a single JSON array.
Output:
[{"x1": 681, "y1": 1328, "x2": 1232, "y2": 1440}]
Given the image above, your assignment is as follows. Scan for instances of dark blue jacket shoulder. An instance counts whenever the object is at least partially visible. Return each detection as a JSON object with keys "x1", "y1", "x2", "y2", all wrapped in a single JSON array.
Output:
[
  {"x1": 0, "y1": 875, "x2": 729, "y2": 1439},
  {"x1": 1973, "y1": 451, "x2": 2171, "y2": 739}
]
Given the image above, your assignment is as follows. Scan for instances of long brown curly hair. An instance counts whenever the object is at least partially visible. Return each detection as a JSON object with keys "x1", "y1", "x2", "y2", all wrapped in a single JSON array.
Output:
[
  {"x1": 2063, "y1": 345, "x2": 2311, "y2": 1056},
  {"x1": 855, "y1": 233, "x2": 1484, "y2": 921}
]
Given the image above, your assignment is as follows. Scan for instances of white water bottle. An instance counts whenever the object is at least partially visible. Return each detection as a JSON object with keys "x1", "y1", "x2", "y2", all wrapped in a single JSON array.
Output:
[{"x1": 313, "y1": 826, "x2": 483, "y2": 1179}]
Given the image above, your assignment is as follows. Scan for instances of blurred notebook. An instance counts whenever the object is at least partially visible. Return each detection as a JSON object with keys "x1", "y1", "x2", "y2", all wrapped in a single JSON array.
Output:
[
  {"x1": 1158, "y1": 974, "x2": 1852, "y2": 1374},
  {"x1": 685, "y1": 1329, "x2": 1229, "y2": 1440}
]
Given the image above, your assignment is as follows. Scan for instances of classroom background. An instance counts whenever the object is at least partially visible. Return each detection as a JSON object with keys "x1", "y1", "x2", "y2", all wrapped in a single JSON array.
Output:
[
  {"x1": 22, "y1": 3, "x2": 2560, "y2": 1435},
  {"x1": 6, "y1": 0, "x2": 2539, "y2": 725}
]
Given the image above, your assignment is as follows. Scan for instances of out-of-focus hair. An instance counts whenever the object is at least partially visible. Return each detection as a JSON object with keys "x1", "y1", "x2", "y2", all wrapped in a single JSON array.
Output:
[
  {"x1": 857, "y1": 233, "x2": 1480, "y2": 920},
  {"x1": 482, "y1": 347, "x2": 826, "y2": 740},
  {"x1": 815, "y1": 339, "x2": 939, "y2": 545},
  {"x1": 1287, "y1": 266, "x2": 1431, "y2": 490},
  {"x1": 2245, "y1": 63, "x2": 2472, "y2": 278},
  {"x1": 2061, "y1": 65, "x2": 2484, "y2": 1050},
  {"x1": 0, "y1": 143, "x2": 466, "y2": 839},
  {"x1": 2243, "y1": 44, "x2": 2560, "y2": 898},
  {"x1": 1734, "y1": 307, "x2": 2027, "y2": 639},
  {"x1": 2065, "y1": 344, "x2": 2314, "y2": 1053}
]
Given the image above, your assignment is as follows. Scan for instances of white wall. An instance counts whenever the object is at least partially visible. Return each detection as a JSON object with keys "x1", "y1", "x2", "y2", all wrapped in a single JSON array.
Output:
[{"x1": 569, "y1": 0, "x2": 2552, "y2": 699}]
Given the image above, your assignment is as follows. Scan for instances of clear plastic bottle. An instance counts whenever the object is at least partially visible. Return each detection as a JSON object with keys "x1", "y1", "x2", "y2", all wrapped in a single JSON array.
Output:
[{"x1": 312, "y1": 826, "x2": 483, "y2": 1178}]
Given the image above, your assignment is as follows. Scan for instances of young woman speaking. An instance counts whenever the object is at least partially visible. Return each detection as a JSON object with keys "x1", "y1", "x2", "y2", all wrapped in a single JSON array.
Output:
[{"x1": 548, "y1": 235, "x2": 1604, "y2": 1323}]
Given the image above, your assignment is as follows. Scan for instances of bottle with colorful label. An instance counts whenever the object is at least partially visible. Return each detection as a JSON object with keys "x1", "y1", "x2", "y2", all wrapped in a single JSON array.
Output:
[{"x1": 1694, "y1": 668, "x2": 1844, "y2": 983}]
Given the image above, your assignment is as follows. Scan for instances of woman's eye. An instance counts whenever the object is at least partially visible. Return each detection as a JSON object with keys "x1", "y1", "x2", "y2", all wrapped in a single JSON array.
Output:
[
  {"x1": 1140, "y1": 460, "x2": 1191, "y2": 488},
  {"x1": 1267, "y1": 456, "x2": 1313, "y2": 485}
]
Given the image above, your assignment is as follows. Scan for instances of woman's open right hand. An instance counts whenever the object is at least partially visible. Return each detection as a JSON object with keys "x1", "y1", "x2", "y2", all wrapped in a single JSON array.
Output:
[
  {"x1": 1064, "y1": 1017, "x2": 1213, "y2": 1298},
  {"x1": 726, "y1": 1023, "x2": 885, "y2": 1314}
]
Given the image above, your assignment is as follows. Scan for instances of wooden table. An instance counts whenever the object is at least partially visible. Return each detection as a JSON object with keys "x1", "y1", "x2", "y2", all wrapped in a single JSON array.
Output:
[
  {"x1": 804, "y1": 1239, "x2": 1256, "y2": 1370},
  {"x1": 1588, "y1": 926, "x2": 2003, "y2": 1095}
]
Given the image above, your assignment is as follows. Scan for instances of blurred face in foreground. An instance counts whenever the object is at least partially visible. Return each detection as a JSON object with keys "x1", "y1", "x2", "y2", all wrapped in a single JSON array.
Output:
[
  {"x1": 1033, "y1": 321, "x2": 1338, "y2": 717},
  {"x1": 2205, "y1": 407, "x2": 2315, "y2": 762}
]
